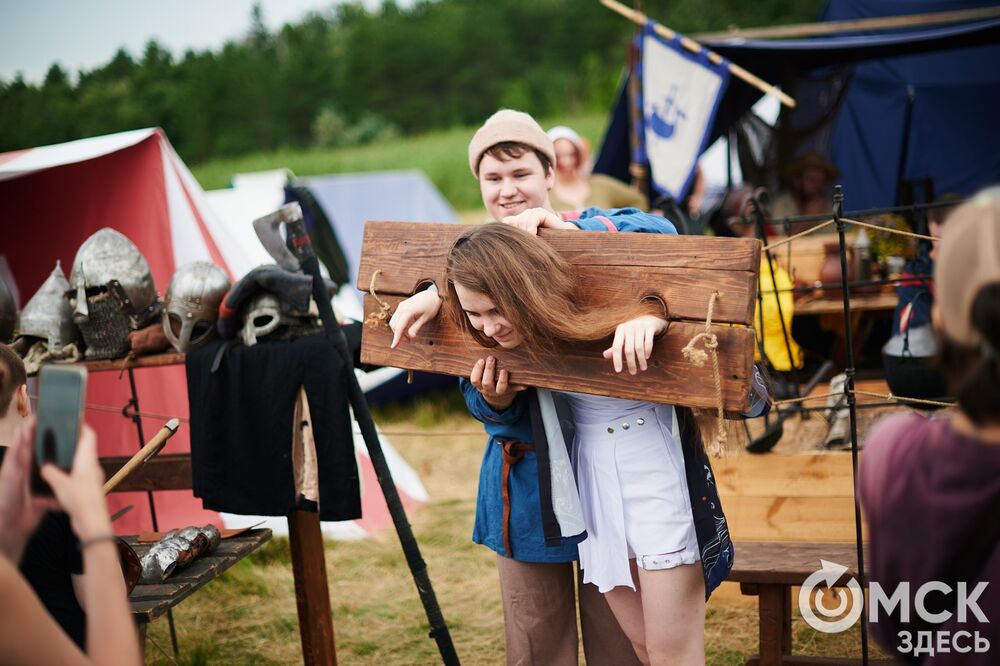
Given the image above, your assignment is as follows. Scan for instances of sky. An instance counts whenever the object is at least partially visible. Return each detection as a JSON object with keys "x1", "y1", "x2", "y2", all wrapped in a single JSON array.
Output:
[{"x1": 0, "y1": 0, "x2": 368, "y2": 84}]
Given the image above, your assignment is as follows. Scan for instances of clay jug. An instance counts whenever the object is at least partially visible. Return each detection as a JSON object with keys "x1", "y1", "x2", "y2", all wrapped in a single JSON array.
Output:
[{"x1": 819, "y1": 241, "x2": 854, "y2": 299}]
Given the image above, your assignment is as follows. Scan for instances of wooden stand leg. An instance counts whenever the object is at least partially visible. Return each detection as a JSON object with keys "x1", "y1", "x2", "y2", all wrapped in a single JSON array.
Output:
[
  {"x1": 137, "y1": 620, "x2": 147, "y2": 658},
  {"x1": 288, "y1": 510, "x2": 337, "y2": 666},
  {"x1": 758, "y1": 584, "x2": 792, "y2": 666}
]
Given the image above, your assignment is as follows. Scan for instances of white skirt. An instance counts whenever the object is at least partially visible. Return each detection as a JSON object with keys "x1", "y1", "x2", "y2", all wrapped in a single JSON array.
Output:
[{"x1": 572, "y1": 404, "x2": 699, "y2": 592}]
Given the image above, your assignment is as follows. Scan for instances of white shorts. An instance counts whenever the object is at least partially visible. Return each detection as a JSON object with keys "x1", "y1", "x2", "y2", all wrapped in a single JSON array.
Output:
[{"x1": 573, "y1": 405, "x2": 700, "y2": 592}]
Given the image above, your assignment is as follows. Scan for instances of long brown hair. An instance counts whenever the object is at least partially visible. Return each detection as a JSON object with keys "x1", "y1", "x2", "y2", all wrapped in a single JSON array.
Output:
[{"x1": 445, "y1": 224, "x2": 666, "y2": 354}]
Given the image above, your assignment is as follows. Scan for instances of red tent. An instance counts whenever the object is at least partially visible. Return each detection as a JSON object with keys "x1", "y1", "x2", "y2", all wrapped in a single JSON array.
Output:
[{"x1": 0, "y1": 128, "x2": 426, "y2": 537}]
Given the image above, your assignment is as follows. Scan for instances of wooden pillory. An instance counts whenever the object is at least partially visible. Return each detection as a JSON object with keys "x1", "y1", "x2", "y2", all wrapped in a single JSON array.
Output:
[{"x1": 358, "y1": 222, "x2": 762, "y2": 412}]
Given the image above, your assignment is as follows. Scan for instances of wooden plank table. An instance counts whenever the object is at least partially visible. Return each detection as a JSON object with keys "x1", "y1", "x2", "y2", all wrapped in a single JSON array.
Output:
[
  {"x1": 125, "y1": 529, "x2": 273, "y2": 650},
  {"x1": 728, "y1": 541, "x2": 892, "y2": 665},
  {"x1": 793, "y1": 292, "x2": 897, "y2": 368},
  {"x1": 793, "y1": 292, "x2": 897, "y2": 316}
]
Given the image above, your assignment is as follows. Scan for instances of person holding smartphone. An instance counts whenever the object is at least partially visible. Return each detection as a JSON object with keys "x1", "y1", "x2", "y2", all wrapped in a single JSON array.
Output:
[
  {"x1": 0, "y1": 348, "x2": 140, "y2": 665},
  {"x1": 0, "y1": 345, "x2": 88, "y2": 648}
]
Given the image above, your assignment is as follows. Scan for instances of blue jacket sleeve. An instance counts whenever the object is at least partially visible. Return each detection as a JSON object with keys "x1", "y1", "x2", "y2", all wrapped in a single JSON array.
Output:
[
  {"x1": 569, "y1": 207, "x2": 678, "y2": 235},
  {"x1": 460, "y1": 378, "x2": 527, "y2": 426}
]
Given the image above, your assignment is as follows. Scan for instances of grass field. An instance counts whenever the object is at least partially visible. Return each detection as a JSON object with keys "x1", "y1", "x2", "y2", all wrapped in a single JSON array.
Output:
[
  {"x1": 189, "y1": 112, "x2": 609, "y2": 212},
  {"x1": 144, "y1": 394, "x2": 887, "y2": 665}
]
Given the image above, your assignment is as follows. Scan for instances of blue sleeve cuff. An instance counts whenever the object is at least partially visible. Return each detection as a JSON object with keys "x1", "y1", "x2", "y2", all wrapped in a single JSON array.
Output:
[{"x1": 460, "y1": 378, "x2": 525, "y2": 425}]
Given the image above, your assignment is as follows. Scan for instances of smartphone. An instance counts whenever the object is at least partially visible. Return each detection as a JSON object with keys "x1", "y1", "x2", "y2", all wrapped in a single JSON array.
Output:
[{"x1": 31, "y1": 366, "x2": 87, "y2": 496}]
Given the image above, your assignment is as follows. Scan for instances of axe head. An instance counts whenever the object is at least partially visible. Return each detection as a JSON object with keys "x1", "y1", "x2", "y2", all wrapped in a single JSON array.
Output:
[{"x1": 253, "y1": 202, "x2": 310, "y2": 271}]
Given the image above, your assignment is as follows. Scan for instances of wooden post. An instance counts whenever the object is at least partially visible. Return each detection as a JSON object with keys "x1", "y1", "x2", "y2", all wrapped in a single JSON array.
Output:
[{"x1": 288, "y1": 510, "x2": 337, "y2": 666}]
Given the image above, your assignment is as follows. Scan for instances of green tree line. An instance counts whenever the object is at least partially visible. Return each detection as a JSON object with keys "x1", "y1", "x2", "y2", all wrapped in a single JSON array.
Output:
[{"x1": 0, "y1": 0, "x2": 822, "y2": 164}]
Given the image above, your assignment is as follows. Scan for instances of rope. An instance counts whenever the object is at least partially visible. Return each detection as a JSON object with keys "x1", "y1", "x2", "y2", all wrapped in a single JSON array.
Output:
[
  {"x1": 681, "y1": 291, "x2": 727, "y2": 457},
  {"x1": 762, "y1": 216, "x2": 939, "y2": 252},
  {"x1": 773, "y1": 389, "x2": 954, "y2": 409},
  {"x1": 364, "y1": 269, "x2": 393, "y2": 329},
  {"x1": 846, "y1": 217, "x2": 938, "y2": 241},
  {"x1": 762, "y1": 219, "x2": 835, "y2": 251},
  {"x1": 853, "y1": 390, "x2": 954, "y2": 409},
  {"x1": 27, "y1": 392, "x2": 190, "y2": 423}
]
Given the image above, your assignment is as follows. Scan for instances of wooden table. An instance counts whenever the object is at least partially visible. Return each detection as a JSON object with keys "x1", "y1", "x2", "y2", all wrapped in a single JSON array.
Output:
[
  {"x1": 793, "y1": 292, "x2": 897, "y2": 368},
  {"x1": 793, "y1": 292, "x2": 897, "y2": 316},
  {"x1": 125, "y1": 529, "x2": 272, "y2": 650},
  {"x1": 728, "y1": 541, "x2": 890, "y2": 665}
]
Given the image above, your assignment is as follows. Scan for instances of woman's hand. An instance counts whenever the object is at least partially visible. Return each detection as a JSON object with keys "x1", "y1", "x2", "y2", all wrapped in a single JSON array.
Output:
[
  {"x1": 40, "y1": 425, "x2": 111, "y2": 543},
  {"x1": 389, "y1": 289, "x2": 442, "y2": 348},
  {"x1": 603, "y1": 315, "x2": 668, "y2": 374},
  {"x1": 0, "y1": 418, "x2": 56, "y2": 562},
  {"x1": 470, "y1": 356, "x2": 526, "y2": 411},
  {"x1": 500, "y1": 208, "x2": 577, "y2": 235}
]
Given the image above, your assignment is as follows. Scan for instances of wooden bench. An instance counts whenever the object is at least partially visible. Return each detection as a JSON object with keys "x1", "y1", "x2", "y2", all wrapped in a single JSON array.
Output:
[
  {"x1": 708, "y1": 453, "x2": 900, "y2": 664},
  {"x1": 728, "y1": 541, "x2": 892, "y2": 666},
  {"x1": 123, "y1": 530, "x2": 272, "y2": 646}
]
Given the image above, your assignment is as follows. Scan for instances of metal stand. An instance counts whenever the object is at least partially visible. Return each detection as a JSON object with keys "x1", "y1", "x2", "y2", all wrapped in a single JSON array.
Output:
[
  {"x1": 833, "y1": 186, "x2": 870, "y2": 665},
  {"x1": 123, "y1": 367, "x2": 180, "y2": 658}
]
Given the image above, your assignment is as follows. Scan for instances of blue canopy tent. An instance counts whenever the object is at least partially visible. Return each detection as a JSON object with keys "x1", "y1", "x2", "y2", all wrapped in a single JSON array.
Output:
[{"x1": 595, "y1": 0, "x2": 1000, "y2": 210}]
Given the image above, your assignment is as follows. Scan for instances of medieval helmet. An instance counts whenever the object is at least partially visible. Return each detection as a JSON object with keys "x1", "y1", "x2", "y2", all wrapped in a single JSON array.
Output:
[
  {"x1": 162, "y1": 261, "x2": 231, "y2": 352},
  {"x1": 240, "y1": 292, "x2": 293, "y2": 347},
  {"x1": 0, "y1": 273, "x2": 16, "y2": 343},
  {"x1": 238, "y1": 292, "x2": 322, "y2": 347},
  {"x1": 69, "y1": 228, "x2": 160, "y2": 359},
  {"x1": 17, "y1": 262, "x2": 77, "y2": 349}
]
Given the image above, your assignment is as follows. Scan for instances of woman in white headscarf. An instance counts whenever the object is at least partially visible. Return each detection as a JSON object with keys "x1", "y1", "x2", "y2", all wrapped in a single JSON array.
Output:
[{"x1": 547, "y1": 125, "x2": 648, "y2": 212}]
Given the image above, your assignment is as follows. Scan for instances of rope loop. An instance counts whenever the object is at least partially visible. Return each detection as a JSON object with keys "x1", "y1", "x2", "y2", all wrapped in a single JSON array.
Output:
[
  {"x1": 364, "y1": 269, "x2": 393, "y2": 329},
  {"x1": 682, "y1": 292, "x2": 727, "y2": 457}
]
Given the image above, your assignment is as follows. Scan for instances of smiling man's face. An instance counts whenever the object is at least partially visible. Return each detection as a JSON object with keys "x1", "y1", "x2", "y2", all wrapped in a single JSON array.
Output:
[{"x1": 478, "y1": 151, "x2": 553, "y2": 222}]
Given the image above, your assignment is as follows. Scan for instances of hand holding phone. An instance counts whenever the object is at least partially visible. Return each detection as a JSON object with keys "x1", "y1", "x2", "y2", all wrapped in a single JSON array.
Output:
[
  {"x1": 31, "y1": 366, "x2": 87, "y2": 497},
  {"x1": 40, "y1": 424, "x2": 113, "y2": 543}
]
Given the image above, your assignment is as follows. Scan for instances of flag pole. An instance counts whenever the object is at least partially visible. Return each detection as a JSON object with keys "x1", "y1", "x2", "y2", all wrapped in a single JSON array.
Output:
[{"x1": 600, "y1": 0, "x2": 797, "y2": 108}]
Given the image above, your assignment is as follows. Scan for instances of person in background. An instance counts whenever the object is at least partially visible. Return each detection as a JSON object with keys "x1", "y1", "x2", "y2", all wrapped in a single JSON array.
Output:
[
  {"x1": 881, "y1": 195, "x2": 962, "y2": 402},
  {"x1": 548, "y1": 125, "x2": 648, "y2": 212},
  {"x1": 0, "y1": 413, "x2": 142, "y2": 665},
  {"x1": 859, "y1": 187, "x2": 1000, "y2": 664},
  {"x1": 0, "y1": 344, "x2": 87, "y2": 647},
  {"x1": 770, "y1": 151, "x2": 839, "y2": 230}
]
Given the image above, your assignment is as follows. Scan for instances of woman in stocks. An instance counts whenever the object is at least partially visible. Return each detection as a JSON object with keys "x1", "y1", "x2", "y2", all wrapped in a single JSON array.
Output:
[
  {"x1": 859, "y1": 189, "x2": 1000, "y2": 663},
  {"x1": 0, "y1": 419, "x2": 141, "y2": 666},
  {"x1": 444, "y1": 222, "x2": 730, "y2": 665}
]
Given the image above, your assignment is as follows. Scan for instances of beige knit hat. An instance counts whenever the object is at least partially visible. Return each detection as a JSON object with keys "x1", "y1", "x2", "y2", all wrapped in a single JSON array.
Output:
[
  {"x1": 935, "y1": 187, "x2": 1000, "y2": 345},
  {"x1": 467, "y1": 109, "x2": 555, "y2": 177}
]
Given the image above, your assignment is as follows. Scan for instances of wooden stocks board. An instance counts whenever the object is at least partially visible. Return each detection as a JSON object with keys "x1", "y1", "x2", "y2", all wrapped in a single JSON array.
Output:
[{"x1": 357, "y1": 222, "x2": 761, "y2": 412}]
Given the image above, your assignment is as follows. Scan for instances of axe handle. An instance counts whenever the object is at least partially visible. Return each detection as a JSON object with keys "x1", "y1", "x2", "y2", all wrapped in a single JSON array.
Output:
[{"x1": 103, "y1": 419, "x2": 180, "y2": 494}]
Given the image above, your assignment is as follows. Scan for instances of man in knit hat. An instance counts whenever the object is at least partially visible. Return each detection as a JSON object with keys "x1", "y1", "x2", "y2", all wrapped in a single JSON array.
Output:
[
  {"x1": 391, "y1": 110, "x2": 673, "y2": 347},
  {"x1": 387, "y1": 110, "x2": 732, "y2": 664}
]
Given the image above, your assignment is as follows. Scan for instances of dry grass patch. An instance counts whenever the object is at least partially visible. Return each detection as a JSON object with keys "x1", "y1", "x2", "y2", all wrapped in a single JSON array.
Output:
[{"x1": 145, "y1": 392, "x2": 899, "y2": 664}]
